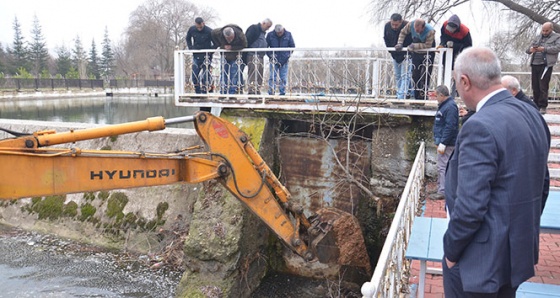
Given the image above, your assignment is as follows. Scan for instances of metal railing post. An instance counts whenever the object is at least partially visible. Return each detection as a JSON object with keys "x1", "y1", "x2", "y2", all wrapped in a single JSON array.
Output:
[{"x1": 174, "y1": 49, "x2": 185, "y2": 103}]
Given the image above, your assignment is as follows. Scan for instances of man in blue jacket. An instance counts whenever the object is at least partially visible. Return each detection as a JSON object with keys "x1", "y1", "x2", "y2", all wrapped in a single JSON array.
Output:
[
  {"x1": 266, "y1": 24, "x2": 295, "y2": 95},
  {"x1": 431, "y1": 85, "x2": 458, "y2": 200},
  {"x1": 186, "y1": 17, "x2": 215, "y2": 94}
]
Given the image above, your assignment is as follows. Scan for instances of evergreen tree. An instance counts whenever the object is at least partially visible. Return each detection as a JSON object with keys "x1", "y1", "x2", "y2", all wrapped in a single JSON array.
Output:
[
  {"x1": 29, "y1": 15, "x2": 50, "y2": 77},
  {"x1": 9, "y1": 17, "x2": 29, "y2": 74},
  {"x1": 0, "y1": 43, "x2": 6, "y2": 75},
  {"x1": 72, "y1": 35, "x2": 88, "y2": 79},
  {"x1": 55, "y1": 45, "x2": 72, "y2": 77},
  {"x1": 99, "y1": 27, "x2": 114, "y2": 80},
  {"x1": 88, "y1": 39, "x2": 101, "y2": 79}
]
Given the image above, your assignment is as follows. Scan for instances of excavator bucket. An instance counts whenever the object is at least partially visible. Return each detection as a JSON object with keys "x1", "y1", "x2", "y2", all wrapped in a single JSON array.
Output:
[
  {"x1": 310, "y1": 207, "x2": 371, "y2": 273},
  {"x1": 283, "y1": 207, "x2": 371, "y2": 282}
]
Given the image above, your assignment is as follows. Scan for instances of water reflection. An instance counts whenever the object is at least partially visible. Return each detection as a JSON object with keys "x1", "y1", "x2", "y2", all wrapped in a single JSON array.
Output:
[{"x1": 0, "y1": 95, "x2": 200, "y2": 128}]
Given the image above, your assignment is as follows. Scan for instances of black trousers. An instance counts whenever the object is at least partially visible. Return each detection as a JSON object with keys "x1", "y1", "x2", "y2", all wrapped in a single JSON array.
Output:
[
  {"x1": 442, "y1": 258, "x2": 518, "y2": 298},
  {"x1": 531, "y1": 64, "x2": 553, "y2": 109}
]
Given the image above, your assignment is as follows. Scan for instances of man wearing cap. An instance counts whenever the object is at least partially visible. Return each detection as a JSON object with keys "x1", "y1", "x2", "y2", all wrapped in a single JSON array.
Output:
[
  {"x1": 266, "y1": 24, "x2": 295, "y2": 96},
  {"x1": 211, "y1": 24, "x2": 247, "y2": 94},
  {"x1": 438, "y1": 15, "x2": 472, "y2": 71},
  {"x1": 186, "y1": 17, "x2": 215, "y2": 95},
  {"x1": 244, "y1": 19, "x2": 273, "y2": 95},
  {"x1": 526, "y1": 22, "x2": 560, "y2": 114},
  {"x1": 395, "y1": 18, "x2": 436, "y2": 100},
  {"x1": 384, "y1": 13, "x2": 413, "y2": 99}
]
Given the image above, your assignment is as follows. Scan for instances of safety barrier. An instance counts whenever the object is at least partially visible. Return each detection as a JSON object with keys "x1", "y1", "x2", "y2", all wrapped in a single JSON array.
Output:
[
  {"x1": 360, "y1": 142, "x2": 425, "y2": 297},
  {"x1": 174, "y1": 47, "x2": 453, "y2": 102}
]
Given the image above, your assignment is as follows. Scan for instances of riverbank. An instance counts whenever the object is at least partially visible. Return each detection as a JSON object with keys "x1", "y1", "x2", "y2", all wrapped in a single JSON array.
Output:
[{"x1": 0, "y1": 223, "x2": 182, "y2": 297}]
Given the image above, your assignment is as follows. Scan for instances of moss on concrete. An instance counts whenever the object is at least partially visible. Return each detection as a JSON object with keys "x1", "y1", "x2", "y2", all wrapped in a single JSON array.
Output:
[
  {"x1": 79, "y1": 203, "x2": 97, "y2": 222},
  {"x1": 122, "y1": 212, "x2": 137, "y2": 229},
  {"x1": 98, "y1": 191, "x2": 110, "y2": 202},
  {"x1": 105, "y1": 192, "x2": 129, "y2": 223},
  {"x1": 405, "y1": 116, "x2": 433, "y2": 160},
  {"x1": 224, "y1": 116, "x2": 266, "y2": 150},
  {"x1": 63, "y1": 201, "x2": 79, "y2": 218},
  {"x1": 32, "y1": 195, "x2": 66, "y2": 220},
  {"x1": 175, "y1": 272, "x2": 233, "y2": 298},
  {"x1": 83, "y1": 192, "x2": 96, "y2": 202},
  {"x1": 156, "y1": 202, "x2": 169, "y2": 220}
]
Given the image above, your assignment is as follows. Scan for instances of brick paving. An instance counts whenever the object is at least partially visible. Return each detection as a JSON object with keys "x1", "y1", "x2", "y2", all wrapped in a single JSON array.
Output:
[{"x1": 407, "y1": 106, "x2": 560, "y2": 296}]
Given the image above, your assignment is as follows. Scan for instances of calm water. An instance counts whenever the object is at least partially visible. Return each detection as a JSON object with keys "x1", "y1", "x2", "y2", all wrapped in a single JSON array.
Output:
[
  {"x1": 0, "y1": 95, "x2": 200, "y2": 128},
  {"x1": 0, "y1": 95, "x2": 193, "y2": 297}
]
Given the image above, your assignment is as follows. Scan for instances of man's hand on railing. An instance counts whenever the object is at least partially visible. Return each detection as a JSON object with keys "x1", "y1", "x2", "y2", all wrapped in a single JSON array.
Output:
[{"x1": 394, "y1": 44, "x2": 403, "y2": 52}]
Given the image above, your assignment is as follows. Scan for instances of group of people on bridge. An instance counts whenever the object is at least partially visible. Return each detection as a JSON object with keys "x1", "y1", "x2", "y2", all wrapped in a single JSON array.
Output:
[
  {"x1": 384, "y1": 13, "x2": 472, "y2": 100},
  {"x1": 384, "y1": 14, "x2": 560, "y2": 115},
  {"x1": 185, "y1": 17, "x2": 295, "y2": 96}
]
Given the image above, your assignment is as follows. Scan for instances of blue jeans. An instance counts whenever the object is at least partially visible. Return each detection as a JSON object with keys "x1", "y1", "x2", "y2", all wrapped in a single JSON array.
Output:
[
  {"x1": 393, "y1": 58, "x2": 412, "y2": 99},
  {"x1": 192, "y1": 56, "x2": 212, "y2": 94},
  {"x1": 268, "y1": 62, "x2": 289, "y2": 95},
  {"x1": 220, "y1": 60, "x2": 242, "y2": 94}
]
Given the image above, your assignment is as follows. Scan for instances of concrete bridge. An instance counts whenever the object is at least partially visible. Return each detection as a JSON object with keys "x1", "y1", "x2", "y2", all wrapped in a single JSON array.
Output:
[
  {"x1": 173, "y1": 47, "x2": 560, "y2": 117},
  {"x1": 173, "y1": 47, "x2": 454, "y2": 117}
]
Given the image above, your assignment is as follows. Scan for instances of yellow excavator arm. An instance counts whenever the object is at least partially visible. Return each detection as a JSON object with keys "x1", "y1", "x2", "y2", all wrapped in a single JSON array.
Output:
[
  {"x1": 0, "y1": 112, "x2": 370, "y2": 273},
  {"x1": 0, "y1": 112, "x2": 313, "y2": 260}
]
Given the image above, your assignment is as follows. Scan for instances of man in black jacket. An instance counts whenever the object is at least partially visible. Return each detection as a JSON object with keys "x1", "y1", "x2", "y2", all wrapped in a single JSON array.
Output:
[
  {"x1": 186, "y1": 17, "x2": 215, "y2": 94},
  {"x1": 244, "y1": 19, "x2": 272, "y2": 94},
  {"x1": 211, "y1": 24, "x2": 247, "y2": 94},
  {"x1": 501, "y1": 75, "x2": 539, "y2": 110},
  {"x1": 383, "y1": 13, "x2": 412, "y2": 99}
]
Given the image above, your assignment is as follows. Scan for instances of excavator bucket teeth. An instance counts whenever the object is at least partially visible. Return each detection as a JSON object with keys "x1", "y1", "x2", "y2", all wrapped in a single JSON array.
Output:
[{"x1": 310, "y1": 208, "x2": 371, "y2": 275}]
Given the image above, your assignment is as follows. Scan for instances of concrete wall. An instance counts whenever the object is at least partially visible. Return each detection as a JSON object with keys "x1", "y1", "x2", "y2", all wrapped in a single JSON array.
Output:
[{"x1": 0, "y1": 119, "x2": 202, "y2": 253}]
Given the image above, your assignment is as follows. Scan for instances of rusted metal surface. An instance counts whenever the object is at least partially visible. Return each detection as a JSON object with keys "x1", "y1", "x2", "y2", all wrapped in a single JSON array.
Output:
[{"x1": 278, "y1": 136, "x2": 371, "y2": 215}]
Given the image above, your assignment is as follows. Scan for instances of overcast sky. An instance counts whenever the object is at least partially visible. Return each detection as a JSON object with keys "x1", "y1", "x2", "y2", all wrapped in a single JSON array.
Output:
[{"x1": 0, "y1": 0, "x2": 493, "y2": 53}]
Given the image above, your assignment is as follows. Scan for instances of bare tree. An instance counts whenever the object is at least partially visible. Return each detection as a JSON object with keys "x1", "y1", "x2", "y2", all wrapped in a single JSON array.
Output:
[
  {"x1": 369, "y1": 0, "x2": 470, "y2": 25},
  {"x1": 369, "y1": 0, "x2": 559, "y2": 32},
  {"x1": 123, "y1": 0, "x2": 217, "y2": 79},
  {"x1": 369, "y1": 0, "x2": 559, "y2": 66},
  {"x1": 483, "y1": 0, "x2": 560, "y2": 34}
]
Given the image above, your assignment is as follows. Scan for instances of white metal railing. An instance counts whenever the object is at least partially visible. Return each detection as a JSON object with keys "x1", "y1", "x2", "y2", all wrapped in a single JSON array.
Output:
[
  {"x1": 174, "y1": 47, "x2": 453, "y2": 102},
  {"x1": 361, "y1": 142, "x2": 425, "y2": 297}
]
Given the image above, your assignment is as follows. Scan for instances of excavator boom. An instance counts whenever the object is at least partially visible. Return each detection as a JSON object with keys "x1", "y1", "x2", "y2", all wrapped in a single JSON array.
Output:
[{"x1": 0, "y1": 112, "x2": 370, "y2": 277}]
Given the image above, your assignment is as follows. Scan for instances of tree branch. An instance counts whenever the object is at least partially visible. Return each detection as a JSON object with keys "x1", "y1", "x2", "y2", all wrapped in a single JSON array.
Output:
[{"x1": 483, "y1": 0, "x2": 560, "y2": 32}]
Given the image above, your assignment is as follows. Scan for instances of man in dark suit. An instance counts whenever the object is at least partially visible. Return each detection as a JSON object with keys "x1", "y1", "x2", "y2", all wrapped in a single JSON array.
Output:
[
  {"x1": 443, "y1": 47, "x2": 550, "y2": 297},
  {"x1": 501, "y1": 75, "x2": 538, "y2": 110}
]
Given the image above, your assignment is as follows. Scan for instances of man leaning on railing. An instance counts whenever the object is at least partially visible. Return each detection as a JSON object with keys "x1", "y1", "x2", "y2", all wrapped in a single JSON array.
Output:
[{"x1": 395, "y1": 18, "x2": 436, "y2": 100}]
